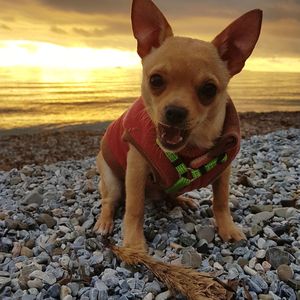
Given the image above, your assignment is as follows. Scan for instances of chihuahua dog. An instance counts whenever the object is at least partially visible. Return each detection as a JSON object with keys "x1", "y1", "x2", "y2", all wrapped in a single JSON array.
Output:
[{"x1": 94, "y1": 0, "x2": 262, "y2": 251}]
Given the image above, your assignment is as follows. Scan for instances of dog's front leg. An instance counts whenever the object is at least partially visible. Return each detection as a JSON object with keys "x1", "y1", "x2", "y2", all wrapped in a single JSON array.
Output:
[
  {"x1": 123, "y1": 145, "x2": 148, "y2": 251},
  {"x1": 212, "y1": 165, "x2": 246, "y2": 241}
]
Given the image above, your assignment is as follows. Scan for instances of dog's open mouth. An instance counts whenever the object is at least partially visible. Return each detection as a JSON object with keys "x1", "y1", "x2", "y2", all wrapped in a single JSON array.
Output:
[{"x1": 157, "y1": 123, "x2": 189, "y2": 151}]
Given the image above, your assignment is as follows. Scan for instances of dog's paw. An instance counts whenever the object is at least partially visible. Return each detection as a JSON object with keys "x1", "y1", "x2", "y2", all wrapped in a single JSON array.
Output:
[
  {"x1": 218, "y1": 224, "x2": 246, "y2": 242},
  {"x1": 170, "y1": 195, "x2": 199, "y2": 211},
  {"x1": 93, "y1": 217, "x2": 114, "y2": 236}
]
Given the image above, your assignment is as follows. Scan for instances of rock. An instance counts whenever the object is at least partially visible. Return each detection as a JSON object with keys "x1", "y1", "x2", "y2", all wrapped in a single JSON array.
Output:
[
  {"x1": 246, "y1": 278, "x2": 262, "y2": 293},
  {"x1": 233, "y1": 245, "x2": 249, "y2": 257},
  {"x1": 22, "y1": 190, "x2": 43, "y2": 205},
  {"x1": 277, "y1": 264, "x2": 294, "y2": 282},
  {"x1": 252, "y1": 211, "x2": 274, "y2": 225},
  {"x1": 47, "y1": 283, "x2": 60, "y2": 298},
  {"x1": 20, "y1": 246, "x2": 33, "y2": 258},
  {"x1": 29, "y1": 270, "x2": 56, "y2": 285},
  {"x1": 60, "y1": 285, "x2": 72, "y2": 299},
  {"x1": 195, "y1": 225, "x2": 215, "y2": 243},
  {"x1": 85, "y1": 167, "x2": 98, "y2": 179},
  {"x1": 213, "y1": 262, "x2": 224, "y2": 271},
  {"x1": 82, "y1": 218, "x2": 94, "y2": 230},
  {"x1": 258, "y1": 294, "x2": 273, "y2": 300},
  {"x1": 83, "y1": 180, "x2": 96, "y2": 193},
  {"x1": 227, "y1": 267, "x2": 240, "y2": 280},
  {"x1": 277, "y1": 282, "x2": 297, "y2": 300},
  {"x1": 280, "y1": 199, "x2": 296, "y2": 207},
  {"x1": 256, "y1": 250, "x2": 266, "y2": 259},
  {"x1": 252, "y1": 275, "x2": 268, "y2": 292},
  {"x1": 0, "y1": 277, "x2": 11, "y2": 290},
  {"x1": 0, "y1": 237, "x2": 13, "y2": 253},
  {"x1": 263, "y1": 228, "x2": 277, "y2": 240},
  {"x1": 63, "y1": 189, "x2": 76, "y2": 199},
  {"x1": 237, "y1": 258, "x2": 248, "y2": 267},
  {"x1": 24, "y1": 239, "x2": 35, "y2": 249},
  {"x1": 67, "y1": 282, "x2": 80, "y2": 297},
  {"x1": 262, "y1": 261, "x2": 272, "y2": 272},
  {"x1": 11, "y1": 241, "x2": 21, "y2": 257},
  {"x1": 181, "y1": 247, "x2": 202, "y2": 268},
  {"x1": 179, "y1": 233, "x2": 197, "y2": 247},
  {"x1": 257, "y1": 238, "x2": 266, "y2": 249},
  {"x1": 237, "y1": 175, "x2": 255, "y2": 187},
  {"x1": 184, "y1": 222, "x2": 195, "y2": 234},
  {"x1": 168, "y1": 207, "x2": 183, "y2": 219},
  {"x1": 273, "y1": 208, "x2": 287, "y2": 218},
  {"x1": 101, "y1": 269, "x2": 119, "y2": 288},
  {"x1": 36, "y1": 213, "x2": 57, "y2": 228},
  {"x1": 27, "y1": 278, "x2": 43, "y2": 290},
  {"x1": 18, "y1": 263, "x2": 41, "y2": 287},
  {"x1": 21, "y1": 166, "x2": 34, "y2": 176},
  {"x1": 59, "y1": 255, "x2": 70, "y2": 268},
  {"x1": 249, "y1": 257, "x2": 257, "y2": 269},
  {"x1": 287, "y1": 279, "x2": 300, "y2": 290},
  {"x1": 248, "y1": 224, "x2": 263, "y2": 237},
  {"x1": 266, "y1": 248, "x2": 292, "y2": 269},
  {"x1": 89, "y1": 288, "x2": 99, "y2": 300},
  {"x1": 250, "y1": 205, "x2": 273, "y2": 213},
  {"x1": 244, "y1": 265, "x2": 257, "y2": 276},
  {"x1": 155, "y1": 290, "x2": 172, "y2": 300},
  {"x1": 196, "y1": 239, "x2": 209, "y2": 254},
  {"x1": 143, "y1": 293, "x2": 154, "y2": 300},
  {"x1": 255, "y1": 263, "x2": 264, "y2": 272},
  {"x1": 144, "y1": 281, "x2": 161, "y2": 294}
]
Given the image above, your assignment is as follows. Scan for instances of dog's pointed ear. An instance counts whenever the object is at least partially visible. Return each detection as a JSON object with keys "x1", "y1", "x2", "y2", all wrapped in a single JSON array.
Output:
[
  {"x1": 131, "y1": 0, "x2": 173, "y2": 58},
  {"x1": 212, "y1": 9, "x2": 262, "y2": 77}
]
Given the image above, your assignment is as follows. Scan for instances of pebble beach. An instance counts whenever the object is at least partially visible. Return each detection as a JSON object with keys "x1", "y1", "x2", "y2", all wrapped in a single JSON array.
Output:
[{"x1": 0, "y1": 124, "x2": 300, "y2": 299}]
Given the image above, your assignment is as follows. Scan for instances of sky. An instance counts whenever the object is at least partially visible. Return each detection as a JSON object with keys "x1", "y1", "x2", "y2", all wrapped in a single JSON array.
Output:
[{"x1": 0, "y1": 0, "x2": 299, "y2": 72}]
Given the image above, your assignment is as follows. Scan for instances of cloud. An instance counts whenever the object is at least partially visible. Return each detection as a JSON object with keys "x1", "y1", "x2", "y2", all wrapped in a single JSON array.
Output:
[
  {"x1": 73, "y1": 27, "x2": 104, "y2": 37},
  {"x1": 41, "y1": 0, "x2": 130, "y2": 14},
  {"x1": 0, "y1": 0, "x2": 298, "y2": 59},
  {"x1": 50, "y1": 26, "x2": 67, "y2": 35},
  {"x1": 0, "y1": 24, "x2": 11, "y2": 30},
  {"x1": 40, "y1": 0, "x2": 300, "y2": 23}
]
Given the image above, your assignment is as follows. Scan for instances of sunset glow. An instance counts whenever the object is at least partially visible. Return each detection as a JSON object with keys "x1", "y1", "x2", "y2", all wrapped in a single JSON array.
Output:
[
  {"x1": 0, "y1": 40, "x2": 140, "y2": 69},
  {"x1": 0, "y1": 40, "x2": 299, "y2": 73}
]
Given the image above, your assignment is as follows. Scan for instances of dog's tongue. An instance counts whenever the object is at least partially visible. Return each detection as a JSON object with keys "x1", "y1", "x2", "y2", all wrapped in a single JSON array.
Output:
[{"x1": 158, "y1": 123, "x2": 183, "y2": 145}]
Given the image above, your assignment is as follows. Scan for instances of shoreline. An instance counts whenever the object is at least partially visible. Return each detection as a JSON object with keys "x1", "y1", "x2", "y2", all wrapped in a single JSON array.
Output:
[{"x1": 1, "y1": 110, "x2": 300, "y2": 171}]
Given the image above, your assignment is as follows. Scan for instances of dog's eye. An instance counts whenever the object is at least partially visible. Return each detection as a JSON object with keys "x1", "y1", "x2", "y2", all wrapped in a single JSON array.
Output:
[
  {"x1": 197, "y1": 83, "x2": 217, "y2": 104},
  {"x1": 150, "y1": 74, "x2": 165, "y2": 89}
]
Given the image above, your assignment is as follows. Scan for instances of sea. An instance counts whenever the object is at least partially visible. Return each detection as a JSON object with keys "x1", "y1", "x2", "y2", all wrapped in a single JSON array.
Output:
[{"x1": 0, "y1": 67, "x2": 299, "y2": 132}]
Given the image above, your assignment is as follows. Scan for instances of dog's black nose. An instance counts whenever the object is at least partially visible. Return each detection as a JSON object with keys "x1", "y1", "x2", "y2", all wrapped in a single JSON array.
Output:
[{"x1": 165, "y1": 105, "x2": 188, "y2": 125}]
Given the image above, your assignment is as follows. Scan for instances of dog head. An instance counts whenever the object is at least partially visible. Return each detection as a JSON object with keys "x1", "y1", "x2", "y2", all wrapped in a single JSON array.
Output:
[{"x1": 132, "y1": 0, "x2": 262, "y2": 152}]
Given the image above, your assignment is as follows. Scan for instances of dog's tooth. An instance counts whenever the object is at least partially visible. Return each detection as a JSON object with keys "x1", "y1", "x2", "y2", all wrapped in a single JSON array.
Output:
[{"x1": 167, "y1": 136, "x2": 183, "y2": 145}]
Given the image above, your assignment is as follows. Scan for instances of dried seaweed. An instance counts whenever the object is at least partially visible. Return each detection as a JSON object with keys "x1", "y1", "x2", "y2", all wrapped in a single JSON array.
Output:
[{"x1": 110, "y1": 244, "x2": 235, "y2": 300}]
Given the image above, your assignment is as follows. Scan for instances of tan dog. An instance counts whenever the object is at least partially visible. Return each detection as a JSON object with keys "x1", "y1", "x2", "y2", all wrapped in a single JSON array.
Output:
[{"x1": 94, "y1": 0, "x2": 262, "y2": 251}]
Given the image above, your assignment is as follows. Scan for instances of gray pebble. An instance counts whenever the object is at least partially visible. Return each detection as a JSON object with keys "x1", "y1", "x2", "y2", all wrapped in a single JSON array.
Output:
[
  {"x1": 22, "y1": 190, "x2": 43, "y2": 205},
  {"x1": 155, "y1": 290, "x2": 172, "y2": 300},
  {"x1": 29, "y1": 270, "x2": 56, "y2": 285},
  {"x1": 1, "y1": 129, "x2": 300, "y2": 299},
  {"x1": 277, "y1": 264, "x2": 294, "y2": 282},
  {"x1": 266, "y1": 247, "x2": 293, "y2": 269},
  {"x1": 181, "y1": 247, "x2": 202, "y2": 268},
  {"x1": 144, "y1": 281, "x2": 161, "y2": 294},
  {"x1": 195, "y1": 225, "x2": 215, "y2": 243}
]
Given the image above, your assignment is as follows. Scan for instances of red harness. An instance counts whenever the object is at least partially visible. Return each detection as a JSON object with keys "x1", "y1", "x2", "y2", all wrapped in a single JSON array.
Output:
[{"x1": 101, "y1": 97, "x2": 240, "y2": 196}]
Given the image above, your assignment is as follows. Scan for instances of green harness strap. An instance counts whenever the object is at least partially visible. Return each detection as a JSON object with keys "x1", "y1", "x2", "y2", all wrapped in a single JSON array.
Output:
[{"x1": 164, "y1": 151, "x2": 228, "y2": 194}]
